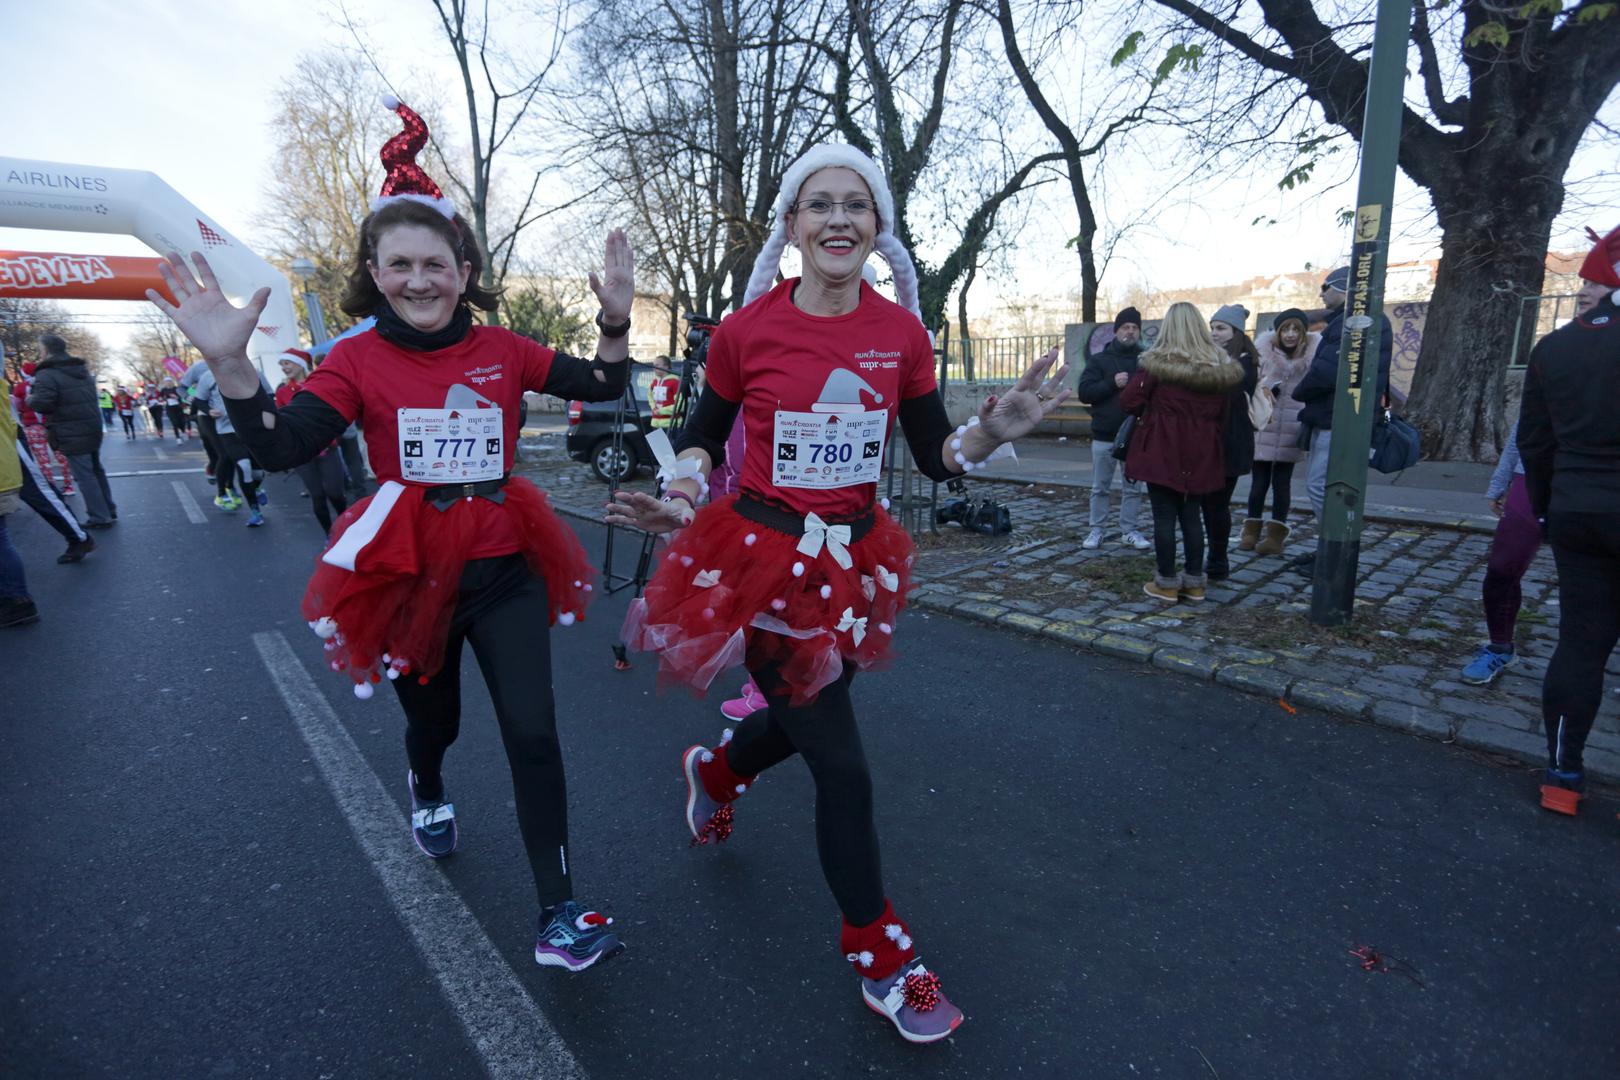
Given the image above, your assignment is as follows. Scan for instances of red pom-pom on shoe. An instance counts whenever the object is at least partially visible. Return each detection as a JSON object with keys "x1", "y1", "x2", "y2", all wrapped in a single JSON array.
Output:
[{"x1": 901, "y1": 970, "x2": 943, "y2": 1013}]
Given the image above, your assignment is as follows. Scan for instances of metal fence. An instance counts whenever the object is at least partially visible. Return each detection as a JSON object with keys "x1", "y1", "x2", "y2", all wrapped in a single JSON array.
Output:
[
  {"x1": 939, "y1": 335, "x2": 1063, "y2": 384},
  {"x1": 1509, "y1": 293, "x2": 1579, "y2": 369}
]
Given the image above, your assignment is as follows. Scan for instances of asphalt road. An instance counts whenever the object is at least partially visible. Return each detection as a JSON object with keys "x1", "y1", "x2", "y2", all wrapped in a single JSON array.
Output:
[{"x1": 3, "y1": 433, "x2": 1615, "y2": 1079}]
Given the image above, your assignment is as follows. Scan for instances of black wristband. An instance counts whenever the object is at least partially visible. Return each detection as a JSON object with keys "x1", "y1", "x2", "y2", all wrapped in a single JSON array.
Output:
[{"x1": 595, "y1": 310, "x2": 632, "y2": 338}]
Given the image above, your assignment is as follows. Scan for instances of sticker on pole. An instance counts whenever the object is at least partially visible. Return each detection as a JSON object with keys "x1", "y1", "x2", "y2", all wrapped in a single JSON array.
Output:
[
  {"x1": 1345, "y1": 315, "x2": 1374, "y2": 331},
  {"x1": 1355, "y1": 204, "x2": 1383, "y2": 243}
]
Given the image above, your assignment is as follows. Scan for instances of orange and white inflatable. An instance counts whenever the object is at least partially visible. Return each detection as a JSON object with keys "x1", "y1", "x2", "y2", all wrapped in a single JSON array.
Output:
[{"x1": 0, "y1": 157, "x2": 299, "y2": 380}]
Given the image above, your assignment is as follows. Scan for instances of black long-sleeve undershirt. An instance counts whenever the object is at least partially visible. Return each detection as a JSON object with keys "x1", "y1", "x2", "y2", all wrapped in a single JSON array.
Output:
[
  {"x1": 672, "y1": 384, "x2": 959, "y2": 483},
  {"x1": 223, "y1": 352, "x2": 629, "y2": 472}
]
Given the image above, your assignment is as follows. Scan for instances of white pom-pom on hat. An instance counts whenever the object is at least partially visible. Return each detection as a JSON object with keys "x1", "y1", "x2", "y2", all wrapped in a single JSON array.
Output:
[{"x1": 381, "y1": 92, "x2": 400, "y2": 111}]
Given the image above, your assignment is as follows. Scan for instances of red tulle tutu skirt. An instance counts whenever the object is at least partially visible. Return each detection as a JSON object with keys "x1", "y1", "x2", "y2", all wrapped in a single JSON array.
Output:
[
  {"x1": 622, "y1": 493, "x2": 914, "y2": 705},
  {"x1": 302, "y1": 477, "x2": 592, "y2": 687}
]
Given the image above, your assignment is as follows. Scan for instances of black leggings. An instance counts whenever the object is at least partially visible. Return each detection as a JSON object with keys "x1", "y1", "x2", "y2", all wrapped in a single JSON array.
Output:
[
  {"x1": 196, "y1": 413, "x2": 222, "y2": 476},
  {"x1": 1543, "y1": 513, "x2": 1620, "y2": 775},
  {"x1": 294, "y1": 453, "x2": 348, "y2": 533},
  {"x1": 725, "y1": 660, "x2": 884, "y2": 927},
  {"x1": 1247, "y1": 460, "x2": 1296, "y2": 520},
  {"x1": 119, "y1": 413, "x2": 136, "y2": 437},
  {"x1": 1201, "y1": 475, "x2": 1240, "y2": 569},
  {"x1": 166, "y1": 405, "x2": 190, "y2": 436},
  {"x1": 1147, "y1": 482, "x2": 1205, "y2": 578},
  {"x1": 148, "y1": 406, "x2": 164, "y2": 433},
  {"x1": 391, "y1": 556, "x2": 572, "y2": 907},
  {"x1": 214, "y1": 431, "x2": 260, "y2": 505}
]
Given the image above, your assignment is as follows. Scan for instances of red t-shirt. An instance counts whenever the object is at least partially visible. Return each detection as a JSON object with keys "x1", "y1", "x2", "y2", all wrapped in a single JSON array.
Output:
[
  {"x1": 705, "y1": 278, "x2": 937, "y2": 517},
  {"x1": 650, "y1": 374, "x2": 680, "y2": 416},
  {"x1": 301, "y1": 325, "x2": 557, "y2": 559},
  {"x1": 274, "y1": 381, "x2": 298, "y2": 409}
]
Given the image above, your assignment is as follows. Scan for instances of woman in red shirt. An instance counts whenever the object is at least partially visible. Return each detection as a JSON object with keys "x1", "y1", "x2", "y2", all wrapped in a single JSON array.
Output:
[
  {"x1": 608, "y1": 143, "x2": 1071, "y2": 1042},
  {"x1": 147, "y1": 99, "x2": 633, "y2": 973}
]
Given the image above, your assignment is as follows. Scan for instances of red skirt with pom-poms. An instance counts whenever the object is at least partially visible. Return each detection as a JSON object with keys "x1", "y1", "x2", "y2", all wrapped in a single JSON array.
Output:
[
  {"x1": 622, "y1": 492, "x2": 914, "y2": 706},
  {"x1": 302, "y1": 477, "x2": 592, "y2": 687}
]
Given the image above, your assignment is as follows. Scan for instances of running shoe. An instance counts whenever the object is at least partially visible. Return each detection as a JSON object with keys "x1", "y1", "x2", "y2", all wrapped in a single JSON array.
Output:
[
  {"x1": 720, "y1": 681, "x2": 767, "y2": 721},
  {"x1": 1122, "y1": 530, "x2": 1152, "y2": 551},
  {"x1": 1082, "y1": 527, "x2": 1103, "y2": 550},
  {"x1": 214, "y1": 494, "x2": 239, "y2": 512},
  {"x1": 1539, "y1": 769, "x2": 1584, "y2": 816},
  {"x1": 682, "y1": 744, "x2": 734, "y2": 844},
  {"x1": 1460, "y1": 646, "x2": 1513, "y2": 685},
  {"x1": 861, "y1": 958, "x2": 964, "y2": 1044},
  {"x1": 535, "y1": 901, "x2": 623, "y2": 971},
  {"x1": 57, "y1": 538, "x2": 96, "y2": 564},
  {"x1": 408, "y1": 770, "x2": 458, "y2": 858},
  {"x1": 246, "y1": 509, "x2": 266, "y2": 527}
]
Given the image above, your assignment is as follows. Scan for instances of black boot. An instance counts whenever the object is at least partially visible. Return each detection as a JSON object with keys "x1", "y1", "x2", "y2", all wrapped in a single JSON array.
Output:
[{"x1": 0, "y1": 598, "x2": 40, "y2": 628}]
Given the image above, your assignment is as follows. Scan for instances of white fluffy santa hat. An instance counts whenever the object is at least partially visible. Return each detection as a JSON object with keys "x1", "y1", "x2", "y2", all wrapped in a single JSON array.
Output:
[{"x1": 743, "y1": 143, "x2": 924, "y2": 325}]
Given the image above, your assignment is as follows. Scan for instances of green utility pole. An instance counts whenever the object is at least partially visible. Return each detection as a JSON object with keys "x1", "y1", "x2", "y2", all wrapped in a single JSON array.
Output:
[{"x1": 1310, "y1": 0, "x2": 1413, "y2": 627}]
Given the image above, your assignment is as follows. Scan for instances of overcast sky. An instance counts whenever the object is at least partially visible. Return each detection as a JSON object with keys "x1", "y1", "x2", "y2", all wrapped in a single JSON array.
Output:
[{"x1": 3, "y1": 0, "x2": 1614, "y2": 353}]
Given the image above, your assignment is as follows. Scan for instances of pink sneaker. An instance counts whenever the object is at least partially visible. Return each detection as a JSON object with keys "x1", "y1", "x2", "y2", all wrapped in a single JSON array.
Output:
[{"x1": 719, "y1": 680, "x2": 767, "y2": 721}]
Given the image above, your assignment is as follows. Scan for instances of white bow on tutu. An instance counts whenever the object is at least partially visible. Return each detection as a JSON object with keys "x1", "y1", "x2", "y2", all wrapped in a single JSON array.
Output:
[{"x1": 797, "y1": 512, "x2": 853, "y2": 570}]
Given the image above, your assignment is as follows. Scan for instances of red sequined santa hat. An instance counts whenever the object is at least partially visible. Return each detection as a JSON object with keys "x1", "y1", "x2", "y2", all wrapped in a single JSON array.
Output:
[
  {"x1": 373, "y1": 95, "x2": 456, "y2": 219},
  {"x1": 1578, "y1": 225, "x2": 1620, "y2": 290}
]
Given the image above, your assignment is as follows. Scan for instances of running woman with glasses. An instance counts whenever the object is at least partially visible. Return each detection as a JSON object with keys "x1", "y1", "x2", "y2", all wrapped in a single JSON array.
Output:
[{"x1": 609, "y1": 143, "x2": 1071, "y2": 1042}]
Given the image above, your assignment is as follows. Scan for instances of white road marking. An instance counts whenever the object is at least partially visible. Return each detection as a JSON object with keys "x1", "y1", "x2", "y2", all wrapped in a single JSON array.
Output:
[
  {"x1": 252, "y1": 631, "x2": 586, "y2": 1080},
  {"x1": 110, "y1": 468, "x2": 208, "y2": 478},
  {"x1": 153, "y1": 445, "x2": 170, "y2": 461},
  {"x1": 170, "y1": 481, "x2": 208, "y2": 525}
]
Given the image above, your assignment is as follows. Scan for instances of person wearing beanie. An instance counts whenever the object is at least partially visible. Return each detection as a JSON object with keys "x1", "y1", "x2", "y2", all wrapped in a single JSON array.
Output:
[
  {"x1": 1121, "y1": 302, "x2": 1245, "y2": 601},
  {"x1": 274, "y1": 348, "x2": 348, "y2": 535},
  {"x1": 609, "y1": 142, "x2": 1072, "y2": 1043},
  {"x1": 1077, "y1": 307, "x2": 1152, "y2": 551},
  {"x1": 1241, "y1": 308, "x2": 1319, "y2": 556},
  {"x1": 1515, "y1": 223, "x2": 1620, "y2": 816},
  {"x1": 1203, "y1": 305, "x2": 1259, "y2": 579},
  {"x1": 1289, "y1": 264, "x2": 1394, "y2": 576},
  {"x1": 26, "y1": 334, "x2": 115, "y2": 528},
  {"x1": 149, "y1": 97, "x2": 632, "y2": 972}
]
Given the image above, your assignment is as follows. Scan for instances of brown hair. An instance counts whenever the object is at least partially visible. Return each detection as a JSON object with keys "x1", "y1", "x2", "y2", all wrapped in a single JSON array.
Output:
[
  {"x1": 1223, "y1": 327, "x2": 1259, "y2": 368},
  {"x1": 1274, "y1": 316, "x2": 1309, "y2": 359},
  {"x1": 339, "y1": 199, "x2": 502, "y2": 319}
]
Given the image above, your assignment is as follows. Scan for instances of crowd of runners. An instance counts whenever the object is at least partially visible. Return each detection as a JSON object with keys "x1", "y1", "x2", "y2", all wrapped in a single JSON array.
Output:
[{"x1": 2, "y1": 94, "x2": 1616, "y2": 1048}]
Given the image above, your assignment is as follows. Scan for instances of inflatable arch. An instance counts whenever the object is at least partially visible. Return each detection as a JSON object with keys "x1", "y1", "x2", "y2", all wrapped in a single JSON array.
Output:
[{"x1": 0, "y1": 156, "x2": 299, "y2": 379}]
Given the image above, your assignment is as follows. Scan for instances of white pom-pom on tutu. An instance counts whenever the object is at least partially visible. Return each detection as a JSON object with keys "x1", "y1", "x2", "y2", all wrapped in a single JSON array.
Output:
[
  {"x1": 583, "y1": 584, "x2": 593, "y2": 592},
  {"x1": 792, "y1": 562, "x2": 804, "y2": 577},
  {"x1": 573, "y1": 580, "x2": 583, "y2": 588},
  {"x1": 819, "y1": 585, "x2": 832, "y2": 600},
  {"x1": 880, "y1": 498, "x2": 890, "y2": 511},
  {"x1": 879, "y1": 622, "x2": 892, "y2": 634},
  {"x1": 382, "y1": 653, "x2": 392, "y2": 665},
  {"x1": 735, "y1": 784, "x2": 747, "y2": 795},
  {"x1": 381, "y1": 92, "x2": 400, "y2": 110},
  {"x1": 744, "y1": 533, "x2": 757, "y2": 546},
  {"x1": 558, "y1": 611, "x2": 576, "y2": 627},
  {"x1": 681, "y1": 555, "x2": 694, "y2": 567},
  {"x1": 386, "y1": 668, "x2": 400, "y2": 681},
  {"x1": 702, "y1": 607, "x2": 715, "y2": 620},
  {"x1": 771, "y1": 598, "x2": 787, "y2": 611},
  {"x1": 353, "y1": 681, "x2": 374, "y2": 700},
  {"x1": 313, "y1": 617, "x2": 338, "y2": 640}
]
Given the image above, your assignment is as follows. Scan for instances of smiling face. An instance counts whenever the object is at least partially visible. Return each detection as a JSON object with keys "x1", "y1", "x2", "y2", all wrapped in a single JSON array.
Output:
[
  {"x1": 367, "y1": 223, "x2": 472, "y2": 333},
  {"x1": 785, "y1": 167, "x2": 878, "y2": 292},
  {"x1": 279, "y1": 359, "x2": 304, "y2": 381}
]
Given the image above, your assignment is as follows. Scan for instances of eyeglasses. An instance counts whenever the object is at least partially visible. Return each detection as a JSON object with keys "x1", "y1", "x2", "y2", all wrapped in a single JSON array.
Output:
[{"x1": 791, "y1": 199, "x2": 875, "y2": 217}]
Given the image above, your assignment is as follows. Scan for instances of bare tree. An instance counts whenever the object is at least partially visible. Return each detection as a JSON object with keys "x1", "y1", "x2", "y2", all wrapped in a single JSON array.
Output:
[
  {"x1": 1146, "y1": 0, "x2": 1620, "y2": 460},
  {"x1": 0, "y1": 299, "x2": 107, "y2": 376},
  {"x1": 123, "y1": 309, "x2": 197, "y2": 386}
]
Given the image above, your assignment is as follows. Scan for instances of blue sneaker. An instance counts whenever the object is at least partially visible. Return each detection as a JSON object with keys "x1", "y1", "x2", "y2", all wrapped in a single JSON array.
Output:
[
  {"x1": 246, "y1": 509, "x2": 266, "y2": 527},
  {"x1": 1460, "y1": 646, "x2": 1512, "y2": 685},
  {"x1": 535, "y1": 901, "x2": 624, "y2": 972},
  {"x1": 408, "y1": 770, "x2": 457, "y2": 858}
]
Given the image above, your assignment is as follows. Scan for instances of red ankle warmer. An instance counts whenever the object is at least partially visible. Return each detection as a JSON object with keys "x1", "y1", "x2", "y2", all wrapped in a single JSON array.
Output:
[
  {"x1": 697, "y1": 742, "x2": 754, "y2": 804},
  {"x1": 839, "y1": 899, "x2": 916, "y2": 982}
]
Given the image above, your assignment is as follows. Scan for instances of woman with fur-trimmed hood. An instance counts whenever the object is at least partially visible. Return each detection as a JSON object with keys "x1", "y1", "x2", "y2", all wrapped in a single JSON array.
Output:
[{"x1": 1121, "y1": 302, "x2": 1244, "y2": 602}]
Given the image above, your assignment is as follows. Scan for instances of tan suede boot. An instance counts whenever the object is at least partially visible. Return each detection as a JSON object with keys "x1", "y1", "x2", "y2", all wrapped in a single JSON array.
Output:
[
  {"x1": 1237, "y1": 518, "x2": 1263, "y2": 551},
  {"x1": 1179, "y1": 573, "x2": 1207, "y2": 602},
  {"x1": 1255, "y1": 519, "x2": 1291, "y2": 556},
  {"x1": 1143, "y1": 573, "x2": 1181, "y2": 602}
]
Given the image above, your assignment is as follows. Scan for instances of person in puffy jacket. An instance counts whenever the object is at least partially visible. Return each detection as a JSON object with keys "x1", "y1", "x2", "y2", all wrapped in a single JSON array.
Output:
[
  {"x1": 1076, "y1": 307, "x2": 1151, "y2": 551},
  {"x1": 26, "y1": 334, "x2": 117, "y2": 528},
  {"x1": 1241, "y1": 308, "x2": 1319, "y2": 556},
  {"x1": 1121, "y1": 302, "x2": 1243, "y2": 603}
]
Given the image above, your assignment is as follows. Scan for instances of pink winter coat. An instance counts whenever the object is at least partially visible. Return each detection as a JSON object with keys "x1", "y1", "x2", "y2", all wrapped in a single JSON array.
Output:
[{"x1": 1252, "y1": 330, "x2": 1318, "y2": 464}]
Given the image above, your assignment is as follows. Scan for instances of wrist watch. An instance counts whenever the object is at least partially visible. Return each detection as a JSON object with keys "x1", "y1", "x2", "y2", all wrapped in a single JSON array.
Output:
[{"x1": 595, "y1": 310, "x2": 632, "y2": 338}]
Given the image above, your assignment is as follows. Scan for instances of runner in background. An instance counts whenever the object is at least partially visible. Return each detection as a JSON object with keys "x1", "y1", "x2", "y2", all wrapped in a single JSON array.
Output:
[
  {"x1": 163, "y1": 379, "x2": 190, "y2": 444},
  {"x1": 145, "y1": 385, "x2": 166, "y2": 439},
  {"x1": 113, "y1": 386, "x2": 138, "y2": 440},
  {"x1": 274, "y1": 348, "x2": 347, "y2": 535}
]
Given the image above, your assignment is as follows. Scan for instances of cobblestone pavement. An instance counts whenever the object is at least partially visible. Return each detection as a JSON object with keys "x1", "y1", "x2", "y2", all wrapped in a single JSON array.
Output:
[{"x1": 516, "y1": 434, "x2": 1620, "y2": 783}]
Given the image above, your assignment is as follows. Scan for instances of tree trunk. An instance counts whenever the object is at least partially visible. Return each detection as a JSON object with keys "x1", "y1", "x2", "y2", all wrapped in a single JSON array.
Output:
[{"x1": 1405, "y1": 182, "x2": 1563, "y2": 462}]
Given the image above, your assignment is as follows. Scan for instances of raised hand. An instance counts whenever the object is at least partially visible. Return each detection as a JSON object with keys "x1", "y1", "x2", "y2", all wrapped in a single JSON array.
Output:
[
  {"x1": 146, "y1": 251, "x2": 270, "y2": 366},
  {"x1": 976, "y1": 347, "x2": 1073, "y2": 444},
  {"x1": 588, "y1": 229, "x2": 635, "y2": 321},
  {"x1": 604, "y1": 489, "x2": 689, "y2": 535}
]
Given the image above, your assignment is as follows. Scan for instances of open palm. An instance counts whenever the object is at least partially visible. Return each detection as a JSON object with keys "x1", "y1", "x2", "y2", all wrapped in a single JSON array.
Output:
[
  {"x1": 146, "y1": 251, "x2": 270, "y2": 363},
  {"x1": 977, "y1": 347, "x2": 1073, "y2": 443},
  {"x1": 588, "y1": 229, "x2": 635, "y2": 320}
]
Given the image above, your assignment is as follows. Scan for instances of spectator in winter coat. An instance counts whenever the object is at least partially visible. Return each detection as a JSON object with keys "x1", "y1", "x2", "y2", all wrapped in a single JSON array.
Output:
[
  {"x1": 26, "y1": 334, "x2": 117, "y2": 528},
  {"x1": 97, "y1": 387, "x2": 113, "y2": 430},
  {"x1": 1289, "y1": 266, "x2": 1393, "y2": 575},
  {"x1": 1242, "y1": 308, "x2": 1318, "y2": 556},
  {"x1": 1515, "y1": 222, "x2": 1620, "y2": 816},
  {"x1": 1076, "y1": 306, "x2": 1151, "y2": 551},
  {"x1": 1204, "y1": 304, "x2": 1259, "y2": 580},
  {"x1": 0, "y1": 366, "x2": 40, "y2": 627},
  {"x1": 1121, "y1": 302, "x2": 1243, "y2": 603}
]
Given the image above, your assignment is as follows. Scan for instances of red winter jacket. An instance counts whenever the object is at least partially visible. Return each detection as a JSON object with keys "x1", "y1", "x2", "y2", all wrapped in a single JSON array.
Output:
[{"x1": 1120, "y1": 347, "x2": 1244, "y2": 495}]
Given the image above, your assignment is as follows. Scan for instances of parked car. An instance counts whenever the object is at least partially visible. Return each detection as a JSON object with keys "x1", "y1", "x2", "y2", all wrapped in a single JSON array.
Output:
[{"x1": 566, "y1": 364, "x2": 659, "y2": 483}]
